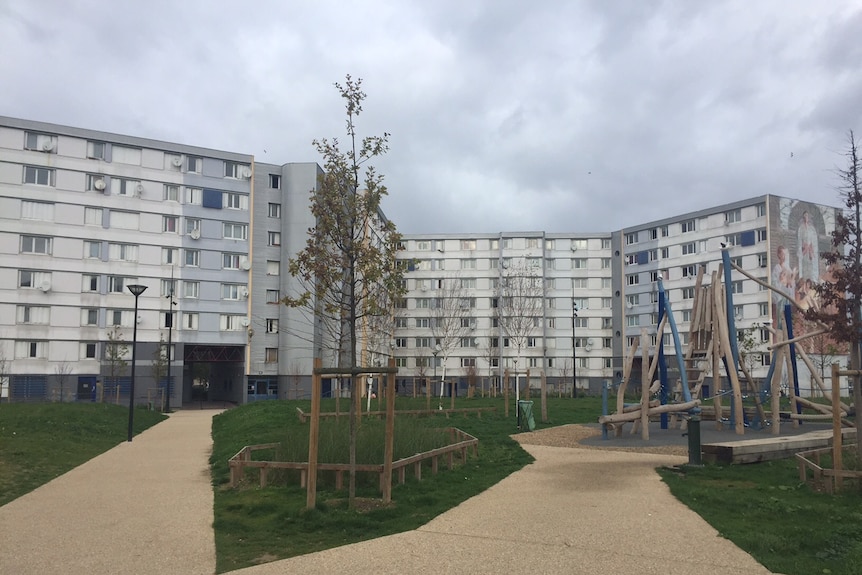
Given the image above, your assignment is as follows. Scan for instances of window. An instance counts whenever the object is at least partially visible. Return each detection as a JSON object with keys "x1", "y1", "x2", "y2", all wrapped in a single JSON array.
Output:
[
  {"x1": 680, "y1": 219, "x2": 695, "y2": 233},
  {"x1": 650, "y1": 271, "x2": 660, "y2": 282},
  {"x1": 526, "y1": 238, "x2": 539, "y2": 248},
  {"x1": 17, "y1": 305, "x2": 49, "y2": 324},
  {"x1": 184, "y1": 187, "x2": 202, "y2": 205},
  {"x1": 415, "y1": 318, "x2": 430, "y2": 328},
  {"x1": 21, "y1": 235, "x2": 51, "y2": 255},
  {"x1": 108, "y1": 309, "x2": 134, "y2": 327},
  {"x1": 601, "y1": 297, "x2": 612, "y2": 308},
  {"x1": 87, "y1": 141, "x2": 106, "y2": 160},
  {"x1": 502, "y1": 238, "x2": 513, "y2": 249},
  {"x1": 461, "y1": 259, "x2": 476, "y2": 270},
  {"x1": 572, "y1": 258, "x2": 588, "y2": 269},
  {"x1": 221, "y1": 283, "x2": 244, "y2": 300},
  {"x1": 223, "y1": 192, "x2": 248, "y2": 210},
  {"x1": 223, "y1": 222, "x2": 248, "y2": 240},
  {"x1": 16, "y1": 341, "x2": 46, "y2": 359},
  {"x1": 269, "y1": 174, "x2": 281, "y2": 189},
  {"x1": 187, "y1": 155, "x2": 201, "y2": 173},
  {"x1": 572, "y1": 239, "x2": 588, "y2": 251},
  {"x1": 24, "y1": 166, "x2": 54, "y2": 186},
  {"x1": 164, "y1": 185, "x2": 179, "y2": 201},
  {"x1": 416, "y1": 240, "x2": 430, "y2": 250},
  {"x1": 574, "y1": 297, "x2": 589, "y2": 310},
  {"x1": 759, "y1": 302, "x2": 769, "y2": 316},
  {"x1": 183, "y1": 313, "x2": 199, "y2": 330},
  {"x1": 185, "y1": 218, "x2": 201, "y2": 235},
  {"x1": 649, "y1": 228, "x2": 658, "y2": 240},
  {"x1": 461, "y1": 358, "x2": 477, "y2": 368},
  {"x1": 625, "y1": 232, "x2": 638, "y2": 245},
  {"x1": 460, "y1": 240, "x2": 476, "y2": 250},
  {"x1": 460, "y1": 337, "x2": 478, "y2": 348},
  {"x1": 602, "y1": 317, "x2": 612, "y2": 329},
  {"x1": 81, "y1": 343, "x2": 98, "y2": 359},
  {"x1": 395, "y1": 298, "x2": 407, "y2": 309},
  {"x1": 266, "y1": 260, "x2": 280, "y2": 276},
  {"x1": 266, "y1": 319, "x2": 278, "y2": 333},
  {"x1": 395, "y1": 357, "x2": 408, "y2": 368},
  {"x1": 626, "y1": 315, "x2": 640, "y2": 327},
  {"x1": 265, "y1": 289, "x2": 280, "y2": 304},
  {"x1": 219, "y1": 315, "x2": 246, "y2": 331},
  {"x1": 82, "y1": 274, "x2": 99, "y2": 292},
  {"x1": 395, "y1": 338, "x2": 407, "y2": 348},
  {"x1": 114, "y1": 178, "x2": 141, "y2": 196},
  {"x1": 601, "y1": 238, "x2": 612, "y2": 249},
  {"x1": 682, "y1": 310, "x2": 692, "y2": 322},
  {"x1": 25, "y1": 132, "x2": 56, "y2": 152},
  {"x1": 545, "y1": 297, "x2": 555, "y2": 309},
  {"x1": 546, "y1": 239, "x2": 556, "y2": 250},
  {"x1": 184, "y1": 249, "x2": 200, "y2": 267},
  {"x1": 682, "y1": 287, "x2": 695, "y2": 299},
  {"x1": 395, "y1": 317, "x2": 408, "y2": 328},
  {"x1": 725, "y1": 209, "x2": 741, "y2": 223},
  {"x1": 660, "y1": 247, "x2": 669, "y2": 259},
  {"x1": 527, "y1": 337, "x2": 538, "y2": 348},
  {"x1": 224, "y1": 161, "x2": 248, "y2": 178},
  {"x1": 268, "y1": 231, "x2": 281, "y2": 246},
  {"x1": 21, "y1": 201, "x2": 54, "y2": 221},
  {"x1": 265, "y1": 348, "x2": 279, "y2": 363},
  {"x1": 489, "y1": 239, "x2": 499, "y2": 250},
  {"x1": 757, "y1": 229, "x2": 768, "y2": 242},
  {"x1": 109, "y1": 210, "x2": 139, "y2": 230},
  {"x1": 756, "y1": 203, "x2": 766, "y2": 217},
  {"x1": 85, "y1": 174, "x2": 106, "y2": 192},
  {"x1": 460, "y1": 278, "x2": 477, "y2": 289},
  {"x1": 572, "y1": 278, "x2": 588, "y2": 289},
  {"x1": 757, "y1": 253, "x2": 768, "y2": 268},
  {"x1": 734, "y1": 305, "x2": 744, "y2": 320},
  {"x1": 601, "y1": 258, "x2": 611, "y2": 269},
  {"x1": 161, "y1": 248, "x2": 177, "y2": 265},
  {"x1": 268, "y1": 203, "x2": 281, "y2": 218},
  {"x1": 626, "y1": 294, "x2": 639, "y2": 307},
  {"x1": 223, "y1": 253, "x2": 241, "y2": 270},
  {"x1": 731, "y1": 281, "x2": 743, "y2": 294},
  {"x1": 81, "y1": 308, "x2": 98, "y2": 326},
  {"x1": 111, "y1": 145, "x2": 141, "y2": 165},
  {"x1": 681, "y1": 242, "x2": 696, "y2": 255},
  {"x1": 161, "y1": 279, "x2": 177, "y2": 297},
  {"x1": 648, "y1": 249, "x2": 658, "y2": 262},
  {"x1": 163, "y1": 216, "x2": 179, "y2": 233},
  {"x1": 682, "y1": 264, "x2": 696, "y2": 278},
  {"x1": 415, "y1": 337, "x2": 433, "y2": 348},
  {"x1": 627, "y1": 274, "x2": 639, "y2": 285},
  {"x1": 108, "y1": 243, "x2": 138, "y2": 262},
  {"x1": 108, "y1": 276, "x2": 130, "y2": 293}
]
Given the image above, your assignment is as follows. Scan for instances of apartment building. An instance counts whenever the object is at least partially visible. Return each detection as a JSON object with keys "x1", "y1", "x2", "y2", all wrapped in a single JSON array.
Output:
[
  {"x1": 398, "y1": 195, "x2": 840, "y2": 395},
  {"x1": 0, "y1": 116, "x2": 841, "y2": 403}
]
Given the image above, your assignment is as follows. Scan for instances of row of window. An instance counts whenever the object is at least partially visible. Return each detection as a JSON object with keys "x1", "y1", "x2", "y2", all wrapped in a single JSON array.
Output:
[
  {"x1": 394, "y1": 356, "x2": 592, "y2": 369},
  {"x1": 623, "y1": 205, "x2": 767, "y2": 245},
  {"x1": 406, "y1": 257, "x2": 615, "y2": 272},
  {"x1": 412, "y1": 238, "x2": 605, "y2": 252}
]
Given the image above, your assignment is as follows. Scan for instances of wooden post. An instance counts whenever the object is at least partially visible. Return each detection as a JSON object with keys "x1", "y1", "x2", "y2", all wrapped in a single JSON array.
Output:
[
  {"x1": 713, "y1": 279, "x2": 745, "y2": 435},
  {"x1": 540, "y1": 370, "x2": 548, "y2": 423},
  {"x1": 712, "y1": 287, "x2": 723, "y2": 429},
  {"x1": 640, "y1": 330, "x2": 651, "y2": 440},
  {"x1": 306, "y1": 358, "x2": 322, "y2": 510},
  {"x1": 382, "y1": 360, "x2": 396, "y2": 503},
  {"x1": 504, "y1": 369, "x2": 510, "y2": 417},
  {"x1": 832, "y1": 363, "x2": 843, "y2": 492}
]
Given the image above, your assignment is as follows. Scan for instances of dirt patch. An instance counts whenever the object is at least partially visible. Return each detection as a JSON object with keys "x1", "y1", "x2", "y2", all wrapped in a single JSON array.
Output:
[{"x1": 512, "y1": 424, "x2": 688, "y2": 457}]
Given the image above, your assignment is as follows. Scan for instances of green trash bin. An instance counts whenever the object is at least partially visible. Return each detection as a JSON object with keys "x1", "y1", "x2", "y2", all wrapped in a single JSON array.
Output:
[{"x1": 518, "y1": 400, "x2": 535, "y2": 431}]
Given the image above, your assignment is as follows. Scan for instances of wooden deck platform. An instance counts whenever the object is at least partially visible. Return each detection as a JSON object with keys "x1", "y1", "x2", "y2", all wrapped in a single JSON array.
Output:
[{"x1": 702, "y1": 428, "x2": 857, "y2": 464}]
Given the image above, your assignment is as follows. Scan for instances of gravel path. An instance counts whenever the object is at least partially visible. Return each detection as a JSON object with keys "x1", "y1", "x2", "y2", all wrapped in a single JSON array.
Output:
[{"x1": 513, "y1": 423, "x2": 688, "y2": 456}]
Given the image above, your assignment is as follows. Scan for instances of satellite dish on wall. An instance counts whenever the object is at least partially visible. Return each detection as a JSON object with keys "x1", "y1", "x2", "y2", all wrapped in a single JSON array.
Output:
[
  {"x1": 171, "y1": 156, "x2": 184, "y2": 168},
  {"x1": 188, "y1": 228, "x2": 201, "y2": 240},
  {"x1": 94, "y1": 179, "x2": 106, "y2": 191},
  {"x1": 39, "y1": 281, "x2": 51, "y2": 292},
  {"x1": 240, "y1": 257, "x2": 251, "y2": 270},
  {"x1": 240, "y1": 317, "x2": 250, "y2": 327}
]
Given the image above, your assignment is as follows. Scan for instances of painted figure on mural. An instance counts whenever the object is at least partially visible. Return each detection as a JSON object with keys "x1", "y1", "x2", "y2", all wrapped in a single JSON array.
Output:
[
  {"x1": 797, "y1": 210, "x2": 819, "y2": 283},
  {"x1": 771, "y1": 245, "x2": 796, "y2": 312}
]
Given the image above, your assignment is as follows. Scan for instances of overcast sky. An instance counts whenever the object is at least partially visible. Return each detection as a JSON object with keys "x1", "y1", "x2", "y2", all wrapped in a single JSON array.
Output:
[{"x1": 2, "y1": 1, "x2": 861, "y2": 235}]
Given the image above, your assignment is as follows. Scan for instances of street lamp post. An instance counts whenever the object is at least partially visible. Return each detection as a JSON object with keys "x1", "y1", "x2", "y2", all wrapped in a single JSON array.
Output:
[
  {"x1": 127, "y1": 284, "x2": 148, "y2": 442},
  {"x1": 164, "y1": 283, "x2": 176, "y2": 413},
  {"x1": 572, "y1": 299, "x2": 578, "y2": 398},
  {"x1": 432, "y1": 344, "x2": 442, "y2": 399}
]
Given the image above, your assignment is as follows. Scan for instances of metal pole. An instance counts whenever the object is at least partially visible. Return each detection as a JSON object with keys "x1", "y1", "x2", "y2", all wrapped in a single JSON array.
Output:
[
  {"x1": 572, "y1": 300, "x2": 578, "y2": 398},
  {"x1": 165, "y1": 268, "x2": 175, "y2": 413},
  {"x1": 127, "y1": 284, "x2": 148, "y2": 442}
]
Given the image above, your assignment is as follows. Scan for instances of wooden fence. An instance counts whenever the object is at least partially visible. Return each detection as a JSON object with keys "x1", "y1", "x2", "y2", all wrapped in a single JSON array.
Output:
[
  {"x1": 295, "y1": 406, "x2": 496, "y2": 423},
  {"x1": 228, "y1": 427, "x2": 479, "y2": 493}
]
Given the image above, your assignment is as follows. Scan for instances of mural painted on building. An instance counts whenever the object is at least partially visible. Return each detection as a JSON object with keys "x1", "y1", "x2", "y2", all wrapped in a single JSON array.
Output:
[{"x1": 768, "y1": 197, "x2": 839, "y2": 320}]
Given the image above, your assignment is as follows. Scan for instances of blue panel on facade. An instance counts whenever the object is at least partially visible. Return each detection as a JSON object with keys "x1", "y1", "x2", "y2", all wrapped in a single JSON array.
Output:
[
  {"x1": 740, "y1": 230, "x2": 756, "y2": 246},
  {"x1": 636, "y1": 251, "x2": 649, "y2": 264},
  {"x1": 202, "y1": 189, "x2": 223, "y2": 209},
  {"x1": 11, "y1": 375, "x2": 47, "y2": 400}
]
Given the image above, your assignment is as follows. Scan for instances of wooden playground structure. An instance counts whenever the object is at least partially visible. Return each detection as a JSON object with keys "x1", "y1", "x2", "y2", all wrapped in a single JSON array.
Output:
[{"x1": 600, "y1": 248, "x2": 856, "y2": 444}]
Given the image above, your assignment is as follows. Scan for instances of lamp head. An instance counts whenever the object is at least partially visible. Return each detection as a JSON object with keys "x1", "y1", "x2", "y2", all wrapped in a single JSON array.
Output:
[{"x1": 128, "y1": 284, "x2": 148, "y2": 297}]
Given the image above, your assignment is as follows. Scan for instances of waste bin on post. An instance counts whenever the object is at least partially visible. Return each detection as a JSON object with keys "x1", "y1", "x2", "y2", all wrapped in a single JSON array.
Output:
[{"x1": 518, "y1": 400, "x2": 535, "y2": 431}]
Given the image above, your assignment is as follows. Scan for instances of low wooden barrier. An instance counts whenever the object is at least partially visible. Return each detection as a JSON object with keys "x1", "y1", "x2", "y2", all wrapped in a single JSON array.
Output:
[
  {"x1": 295, "y1": 406, "x2": 496, "y2": 423},
  {"x1": 703, "y1": 428, "x2": 857, "y2": 464},
  {"x1": 228, "y1": 428, "x2": 479, "y2": 493},
  {"x1": 796, "y1": 444, "x2": 862, "y2": 494}
]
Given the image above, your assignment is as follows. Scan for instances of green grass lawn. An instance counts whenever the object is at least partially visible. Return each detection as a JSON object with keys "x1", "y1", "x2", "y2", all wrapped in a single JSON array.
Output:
[
  {"x1": 0, "y1": 402, "x2": 166, "y2": 506},
  {"x1": 210, "y1": 395, "x2": 601, "y2": 572},
  {"x1": 658, "y1": 459, "x2": 862, "y2": 575}
]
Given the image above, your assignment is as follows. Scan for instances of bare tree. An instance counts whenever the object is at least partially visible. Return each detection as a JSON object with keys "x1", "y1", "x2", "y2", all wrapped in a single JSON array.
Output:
[
  {"x1": 497, "y1": 260, "x2": 544, "y2": 401},
  {"x1": 558, "y1": 358, "x2": 573, "y2": 398},
  {"x1": 465, "y1": 363, "x2": 478, "y2": 398},
  {"x1": 0, "y1": 344, "x2": 9, "y2": 404},
  {"x1": 288, "y1": 361, "x2": 303, "y2": 399},
  {"x1": 283, "y1": 76, "x2": 405, "y2": 508},
  {"x1": 105, "y1": 328, "x2": 129, "y2": 401},
  {"x1": 54, "y1": 360, "x2": 73, "y2": 403},
  {"x1": 414, "y1": 350, "x2": 429, "y2": 397},
  {"x1": 151, "y1": 333, "x2": 168, "y2": 410},
  {"x1": 809, "y1": 130, "x2": 862, "y2": 462},
  {"x1": 479, "y1": 337, "x2": 499, "y2": 397},
  {"x1": 430, "y1": 276, "x2": 474, "y2": 397}
]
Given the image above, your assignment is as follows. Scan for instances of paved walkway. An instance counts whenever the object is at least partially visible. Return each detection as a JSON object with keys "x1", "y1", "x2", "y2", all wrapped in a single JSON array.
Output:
[
  {"x1": 0, "y1": 413, "x2": 779, "y2": 575},
  {"x1": 0, "y1": 410, "x2": 218, "y2": 575}
]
